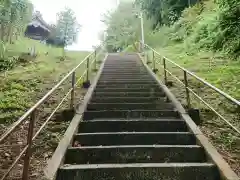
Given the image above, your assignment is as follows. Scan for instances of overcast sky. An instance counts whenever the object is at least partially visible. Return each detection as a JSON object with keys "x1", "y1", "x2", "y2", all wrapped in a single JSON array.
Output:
[{"x1": 31, "y1": 0, "x2": 119, "y2": 51}]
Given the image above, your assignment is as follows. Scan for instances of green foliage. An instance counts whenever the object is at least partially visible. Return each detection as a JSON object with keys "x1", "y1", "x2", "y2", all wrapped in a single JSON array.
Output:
[
  {"x1": 0, "y1": 41, "x2": 6, "y2": 59},
  {"x1": 136, "y1": 0, "x2": 198, "y2": 27},
  {"x1": 144, "y1": 0, "x2": 240, "y2": 58},
  {"x1": 216, "y1": 0, "x2": 240, "y2": 56},
  {"x1": 0, "y1": 0, "x2": 33, "y2": 70},
  {"x1": 0, "y1": 37, "x2": 90, "y2": 123},
  {"x1": 123, "y1": 44, "x2": 138, "y2": 52},
  {"x1": 0, "y1": 0, "x2": 33, "y2": 43},
  {"x1": 0, "y1": 57, "x2": 17, "y2": 71},
  {"x1": 55, "y1": 7, "x2": 80, "y2": 47},
  {"x1": 102, "y1": 0, "x2": 152, "y2": 52},
  {"x1": 102, "y1": 1, "x2": 139, "y2": 52}
]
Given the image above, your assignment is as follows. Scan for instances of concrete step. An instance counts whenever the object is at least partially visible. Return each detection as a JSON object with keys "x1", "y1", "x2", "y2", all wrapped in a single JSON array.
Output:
[
  {"x1": 97, "y1": 80, "x2": 157, "y2": 85},
  {"x1": 72, "y1": 132, "x2": 196, "y2": 146},
  {"x1": 90, "y1": 97, "x2": 167, "y2": 104},
  {"x1": 91, "y1": 92, "x2": 165, "y2": 98},
  {"x1": 100, "y1": 71, "x2": 149, "y2": 74},
  {"x1": 99, "y1": 75, "x2": 152, "y2": 78},
  {"x1": 95, "y1": 84, "x2": 161, "y2": 89},
  {"x1": 102, "y1": 67, "x2": 146, "y2": 70},
  {"x1": 103, "y1": 65, "x2": 143, "y2": 67},
  {"x1": 98, "y1": 78, "x2": 154, "y2": 81},
  {"x1": 83, "y1": 110, "x2": 179, "y2": 120},
  {"x1": 94, "y1": 87, "x2": 163, "y2": 93},
  {"x1": 87, "y1": 103, "x2": 173, "y2": 110},
  {"x1": 64, "y1": 145, "x2": 206, "y2": 164},
  {"x1": 78, "y1": 119, "x2": 187, "y2": 133},
  {"x1": 57, "y1": 163, "x2": 218, "y2": 180},
  {"x1": 100, "y1": 73, "x2": 149, "y2": 76}
]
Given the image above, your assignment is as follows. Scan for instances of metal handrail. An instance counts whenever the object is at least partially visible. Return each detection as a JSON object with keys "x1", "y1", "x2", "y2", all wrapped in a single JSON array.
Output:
[
  {"x1": 144, "y1": 44, "x2": 240, "y2": 106},
  {"x1": 142, "y1": 43, "x2": 240, "y2": 134},
  {"x1": 0, "y1": 46, "x2": 103, "y2": 180}
]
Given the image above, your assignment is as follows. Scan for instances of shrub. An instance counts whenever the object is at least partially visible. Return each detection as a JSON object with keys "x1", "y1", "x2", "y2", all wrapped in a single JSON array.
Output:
[{"x1": 0, "y1": 57, "x2": 17, "y2": 71}]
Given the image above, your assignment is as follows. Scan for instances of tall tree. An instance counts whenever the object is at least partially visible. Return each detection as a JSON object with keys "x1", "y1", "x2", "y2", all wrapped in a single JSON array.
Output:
[
  {"x1": 102, "y1": 1, "x2": 152, "y2": 52},
  {"x1": 55, "y1": 7, "x2": 80, "y2": 57},
  {"x1": 0, "y1": 0, "x2": 33, "y2": 59}
]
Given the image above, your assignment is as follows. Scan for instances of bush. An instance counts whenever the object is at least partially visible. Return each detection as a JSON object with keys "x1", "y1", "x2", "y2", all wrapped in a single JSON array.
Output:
[
  {"x1": 123, "y1": 44, "x2": 138, "y2": 52},
  {"x1": 218, "y1": 2, "x2": 240, "y2": 57},
  {"x1": 145, "y1": 0, "x2": 240, "y2": 58},
  {"x1": 0, "y1": 57, "x2": 17, "y2": 71}
]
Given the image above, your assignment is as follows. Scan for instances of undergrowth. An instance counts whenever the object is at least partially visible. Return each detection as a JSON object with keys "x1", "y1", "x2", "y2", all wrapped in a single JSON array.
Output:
[{"x1": 145, "y1": 0, "x2": 240, "y2": 58}]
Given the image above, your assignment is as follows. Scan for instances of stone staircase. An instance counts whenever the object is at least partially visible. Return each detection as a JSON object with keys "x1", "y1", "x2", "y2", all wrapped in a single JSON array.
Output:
[{"x1": 55, "y1": 54, "x2": 232, "y2": 180}]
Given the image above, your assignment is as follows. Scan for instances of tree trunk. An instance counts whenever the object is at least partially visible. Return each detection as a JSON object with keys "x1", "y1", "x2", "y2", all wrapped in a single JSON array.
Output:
[
  {"x1": 8, "y1": 25, "x2": 13, "y2": 43},
  {"x1": 0, "y1": 24, "x2": 5, "y2": 41}
]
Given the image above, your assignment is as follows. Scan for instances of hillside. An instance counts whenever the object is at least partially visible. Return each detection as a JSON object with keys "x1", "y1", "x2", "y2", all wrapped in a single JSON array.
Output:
[
  {"x1": 0, "y1": 37, "x2": 90, "y2": 124},
  {"x1": 0, "y1": 37, "x2": 102, "y2": 180},
  {"x1": 144, "y1": 0, "x2": 240, "y2": 174}
]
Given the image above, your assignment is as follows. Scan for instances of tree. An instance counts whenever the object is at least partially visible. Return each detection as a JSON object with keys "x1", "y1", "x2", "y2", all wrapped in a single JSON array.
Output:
[
  {"x1": 0, "y1": 0, "x2": 33, "y2": 43},
  {"x1": 55, "y1": 7, "x2": 80, "y2": 57},
  {"x1": 135, "y1": 0, "x2": 199, "y2": 28},
  {"x1": 0, "y1": 0, "x2": 33, "y2": 61},
  {"x1": 102, "y1": 1, "x2": 152, "y2": 52}
]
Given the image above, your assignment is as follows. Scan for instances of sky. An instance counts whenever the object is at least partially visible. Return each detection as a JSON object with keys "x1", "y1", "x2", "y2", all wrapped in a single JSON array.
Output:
[{"x1": 31, "y1": 0, "x2": 119, "y2": 51}]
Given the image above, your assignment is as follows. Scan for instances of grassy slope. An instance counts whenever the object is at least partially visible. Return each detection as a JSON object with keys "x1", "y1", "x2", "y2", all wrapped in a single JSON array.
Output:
[
  {"x1": 0, "y1": 37, "x2": 90, "y2": 124},
  {"x1": 156, "y1": 45, "x2": 240, "y2": 99},
  {"x1": 150, "y1": 45, "x2": 240, "y2": 175},
  {"x1": 0, "y1": 37, "x2": 103, "y2": 179}
]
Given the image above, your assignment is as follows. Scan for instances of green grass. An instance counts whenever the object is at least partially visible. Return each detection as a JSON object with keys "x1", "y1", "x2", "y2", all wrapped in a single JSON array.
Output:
[
  {"x1": 0, "y1": 37, "x2": 91, "y2": 124},
  {"x1": 154, "y1": 44, "x2": 240, "y2": 99},
  {"x1": 144, "y1": 44, "x2": 240, "y2": 175}
]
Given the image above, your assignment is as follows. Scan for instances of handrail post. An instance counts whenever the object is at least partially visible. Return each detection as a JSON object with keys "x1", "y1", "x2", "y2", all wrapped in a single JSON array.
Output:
[
  {"x1": 70, "y1": 71, "x2": 76, "y2": 108},
  {"x1": 86, "y1": 57, "x2": 89, "y2": 82},
  {"x1": 146, "y1": 52, "x2": 150, "y2": 65},
  {"x1": 152, "y1": 51, "x2": 158, "y2": 73},
  {"x1": 163, "y1": 57, "x2": 167, "y2": 84},
  {"x1": 184, "y1": 70, "x2": 191, "y2": 109},
  {"x1": 153, "y1": 51, "x2": 155, "y2": 69},
  {"x1": 94, "y1": 50, "x2": 97, "y2": 71},
  {"x1": 83, "y1": 57, "x2": 91, "y2": 89},
  {"x1": 22, "y1": 110, "x2": 36, "y2": 180}
]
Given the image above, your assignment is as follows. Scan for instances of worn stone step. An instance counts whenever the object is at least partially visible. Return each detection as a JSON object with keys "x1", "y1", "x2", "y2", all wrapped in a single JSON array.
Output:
[
  {"x1": 57, "y1": 163, "x2": 219, "y2": 180},
  {"x1": 90, "y1": 97, "x2": 167, "y2": 104},
  {"x1": 98, "y1": 78, "x2": 154, "y2": 81},
  {"x1": 100, "y1": 73, "x2": 149, "y2": 76},
  {"x1": 94, "y1": 87, "x2": 163, "y2": 93},
  {"x1": 104, "y1": 63, "x2": 142, "y2": 65},
  {"x1": 99, "y1": 75, "x2": 152, "y2": 78},
  {"x1": 78, "y1": 119, "x2": 187, "y2": 133},
  {"x1": 91, "y1": 92, "x2": 165, "y2": 98},
  {"x1": 83, "y1": 110, "x2": 179, "y2": 120},
  {"x1": 64, "y1": 145, "x2": 206, "y2": 164},
  {"x1": 95, "y1": 84, "x2": 161, "y2": 89},
  {"x1": 103, "y1": 67, "x2": 146, "y2": 70},
  {"x1": 98, "y1": 80, "x2": 156, "y2": 84},
  {"x1": 101, "y1": 70, "x2": 148, "y2": 73},
  {"x1": 87, "y1": 102, "x2": 173, "y2": 110},
  {"x1": 99, "y1": 76, "x2": 152, "y2": 79},
  {"x1": 97, "y1": 80, "x2": 156, "y2": 84},
  {"x1": 73, "y1": 132, "x2": 196, "y2": 146}
]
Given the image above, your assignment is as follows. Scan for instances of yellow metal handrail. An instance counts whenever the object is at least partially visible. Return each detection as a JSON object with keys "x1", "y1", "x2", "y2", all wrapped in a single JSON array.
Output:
[{"x1": 142, "y1": 43, "x2": 240, "y2": 134}]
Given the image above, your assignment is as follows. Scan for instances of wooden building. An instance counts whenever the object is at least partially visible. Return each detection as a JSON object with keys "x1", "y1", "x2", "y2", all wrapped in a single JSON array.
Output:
[{"x1": 25, "y1": 12, "x2": 50, "y2": 41}]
